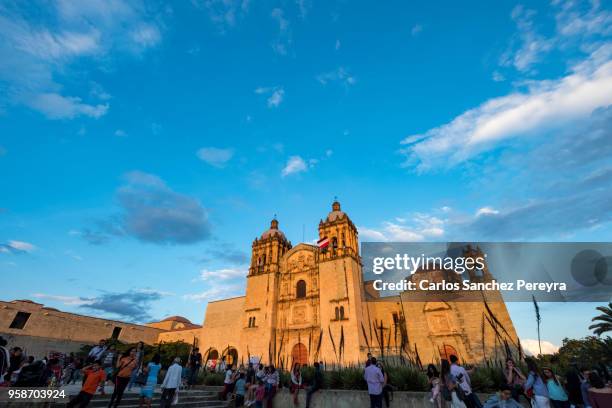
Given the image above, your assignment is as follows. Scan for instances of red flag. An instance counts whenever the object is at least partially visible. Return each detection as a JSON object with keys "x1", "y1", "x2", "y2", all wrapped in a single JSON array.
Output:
[{"x1": 317, "y1": 237, "x2": 329, "y2": 249}]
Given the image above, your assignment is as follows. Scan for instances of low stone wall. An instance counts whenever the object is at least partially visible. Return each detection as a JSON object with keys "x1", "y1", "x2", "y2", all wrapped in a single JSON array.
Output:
[
  {"x1": 275, "y1": 388, "x2": 433, "y2": 408},
  {"x1": 199, "y1": 386, "x2": 493, "y2": 408}
]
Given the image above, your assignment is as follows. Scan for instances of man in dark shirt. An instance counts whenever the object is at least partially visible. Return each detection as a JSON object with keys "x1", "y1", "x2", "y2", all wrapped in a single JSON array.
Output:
[
  {"x1": 306, "y1": 362, "x2": 323, "y2": 408},
  {"x1": 188, "y1": 348, "x2": 202, "y2": 387}
]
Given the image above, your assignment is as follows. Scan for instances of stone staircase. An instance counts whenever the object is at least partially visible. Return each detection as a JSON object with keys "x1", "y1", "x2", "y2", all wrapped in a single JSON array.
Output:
[{"x1": 61, "y1": 390, "x2": 231, "y2": 408}]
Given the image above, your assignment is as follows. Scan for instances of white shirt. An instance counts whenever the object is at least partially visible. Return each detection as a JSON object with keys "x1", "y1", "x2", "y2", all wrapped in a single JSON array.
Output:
[
  {"x1": 450, "y1": 364, "x2": 472, "y2": 394},
  {"x1": 162, "y1": 363, "x2": 183, "y2": 389},
  {"x1": 88, "y1": 345, "x2": 107, "y2": 359},
  {"x1": 224, "y1": 369, "x2": 234, "y2": 384}
]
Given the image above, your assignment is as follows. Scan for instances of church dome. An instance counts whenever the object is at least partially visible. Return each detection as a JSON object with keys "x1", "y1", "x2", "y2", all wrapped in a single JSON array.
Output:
[
  {"x1": 326, "y1": 200, "x2": 346, "y2": 222},
  {"x1": 161, "y1": 315, "x2": 193, "y2": 324},
  {"x1": 261, "y1": 218, "x2": 286, "y2": 240}
]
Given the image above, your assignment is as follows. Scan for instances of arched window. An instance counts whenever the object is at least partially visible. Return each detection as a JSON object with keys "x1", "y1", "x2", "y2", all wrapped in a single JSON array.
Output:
[
  {"x1": 251, "y1": 317, "x2": 256, "y2": 327},
  {"x1": 334, "y1": 307, "x2": 340, "y2": 320},
  {"x1": 339, "y1": 306, "x2": 345, "y2": 320},
  {"x1": 296, "y1": 280, "x2": 306, "y2": 298}
]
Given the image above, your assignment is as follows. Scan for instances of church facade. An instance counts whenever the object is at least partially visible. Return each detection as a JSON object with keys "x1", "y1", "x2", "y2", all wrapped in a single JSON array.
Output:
[{"x1": 195, "y1": 201, "x2": 520, "y2": 368}]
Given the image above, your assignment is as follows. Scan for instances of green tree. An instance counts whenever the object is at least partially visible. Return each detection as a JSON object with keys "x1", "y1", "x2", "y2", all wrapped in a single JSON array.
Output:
[
  {"x1": 554, "y1": 336, "x2": 612, "y2": 369},
  {"x1": 589, "y1": 302, "x2": 612, "y2": 336}
]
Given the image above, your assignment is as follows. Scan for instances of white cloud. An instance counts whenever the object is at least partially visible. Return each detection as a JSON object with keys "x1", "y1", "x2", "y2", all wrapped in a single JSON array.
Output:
[
  {"x1": 492, "y1": 71, "x2": 505, "y2": 82},
  {"x1": 1, "y1": 240, "x2": 36, "y2": 253},
  {"x1": 411, "y1": 24, "x2": 423, "y2": 36},
  {"x1": 360, "y1": 214, "x2": 446, "y2": 242},
  {"x1": 196, "y1": 147, "x2": 235, "y2": 167},
  {"x1": 183, "y1": 285, "x2": 243, "y2": 302},
  {"x1": 317, "y1": 67, "x2": 356, "y2": 87},
  {"x1": 130, "y1": 24, "x2": 161, "y2": 48},
  {"x1": 401, "y1": 44, "x2": 612, "y2": 171},
  {"x1": 270, "y1": 8, "x2": 291, "y2": 55},
  {"x1": 0, "y1": 1, "x2": 163, "y2": 119},
  {"x1": 27, "y1": 93, "x2": 108, "y2": 120},
  {"x1": 199, "y1": 268, "x2": 246, "y2": 281},
  {"x1": 335, "y1": 39, "x2": 341, "y2": 50},
  {"x1": 255, "y1": 86, "x2": 285, "y2": 108},
  {"x1": 32, "y1": 293, "x2": 93, "y2": 306},
  {"x1": 500, "y1": 5, "x2": 553, "y2": 73},
  {"x1": 282, "y1": 155, "x2": 308, "y2": 177},
  {"x1": 521, "y1": 338, "x2": 559, "y2": 356},
  {"x1": 193, "y1": 0, "x2": 250, "y2": 31},
  {"x1": 268, "y1": 88, "x2": 285, "y2": 107},
  {"x1": 114, "y1": 129, "x2": 127, "y2": 137},
  {"x1": 476, "y1": 207, "x2": 500, "y2": 217}
]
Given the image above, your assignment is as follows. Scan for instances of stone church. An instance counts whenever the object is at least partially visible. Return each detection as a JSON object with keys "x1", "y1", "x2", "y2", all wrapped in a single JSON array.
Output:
[{"x1": 196, "y1": 200, "x2": 520, "y2": 368}]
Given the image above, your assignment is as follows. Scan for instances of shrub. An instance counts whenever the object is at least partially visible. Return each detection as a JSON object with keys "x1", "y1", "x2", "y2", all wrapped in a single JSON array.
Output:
[
  {"x1": 385, "y1": 366, "x2": 428, "y2": 392},
  {"x1": 199, "y1": 371, "x2": 225, "y2": 386}
]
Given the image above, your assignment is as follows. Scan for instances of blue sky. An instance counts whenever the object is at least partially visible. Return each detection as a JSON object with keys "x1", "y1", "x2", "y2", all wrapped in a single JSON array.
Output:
[{"x1": 1, "y1": 0, "x2": 611, "y2": 354}]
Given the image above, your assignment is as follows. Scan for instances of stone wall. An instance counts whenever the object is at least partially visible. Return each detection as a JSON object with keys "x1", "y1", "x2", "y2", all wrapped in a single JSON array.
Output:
[
  {"x1": 0, "y1": 300, "x2": 164, "y2": 357},
  {"x1": 199, "y1": 387, "x2": 495, "y2": 408}
]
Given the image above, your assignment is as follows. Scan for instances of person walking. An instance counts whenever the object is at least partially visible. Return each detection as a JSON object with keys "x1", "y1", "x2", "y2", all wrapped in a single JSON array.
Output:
[
  {"x1": 188, "y1": 347, "x2": 202, "y2": 387},
  {"x1": 221, "y1": 364, "x2": 235, "y2": 400},
  {"x1": 442, "y1": 359, "x2": 467, "y2": 408},
  {"x1": 264, "y1": 365, "x2": 279, "y2": 408},
  {"x1": 524, "y1": 358, "x2": 551, "y2": 408},
  {"x1": 234, "y1": 372, "x2": 247, "y2": 406},
  {"x1": 305, "y1": 362, "x2": 323, "y2": 408},
  {"x1": 127, "y1": 342, "x2": 145, "y2": 391},
  {"x1": 108, "y1": 348, "x2": 137, "y2": 408},
  {"x1": 542, "y1": 367, "x2": 570, "y2": 408},
  {"x1": 88, "y1": 340, "x2": 108, "y2": 364},
  {"x1": 139, "y1": 354, "x2": 161, "y2": 408},
  {"x1": 100, "y1": 344, "x2": 117, "y2": 395},
  {"x1": 255, "y1": 380, "x2": 266, "y2": 408},
  {"x1": 160, "y1": 357, "x2": 183, "y2": 408},
  {"x1": 450, "y1": 355, "x2": 481, "y2": 408},
  {"x1": 290, "y1": 362, "x2": 303, "y2": 406},
  {"x1": 67, "y1": 360, "x2": 106, "y2": 408}
]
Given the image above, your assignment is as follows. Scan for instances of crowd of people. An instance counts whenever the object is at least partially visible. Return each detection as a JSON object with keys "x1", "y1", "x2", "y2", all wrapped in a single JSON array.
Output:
[
  {"x1": 213, "y1": 359, "x2": 324, "y2": 408},
  {"x1": 0, "y1": 337, "x2": 187, "y2": 408},
  {"x1": 425, "y1": 355, "x2": 610, "y2": 408},
  {"x1": 2, "y1": 335, "x2": 610, "y2": 408}
]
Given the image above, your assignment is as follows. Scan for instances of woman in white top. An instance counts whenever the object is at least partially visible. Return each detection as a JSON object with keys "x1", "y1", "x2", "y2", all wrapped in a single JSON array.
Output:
[{"x1": 290, "y1": 363, "x2": 303, "y2": 406}]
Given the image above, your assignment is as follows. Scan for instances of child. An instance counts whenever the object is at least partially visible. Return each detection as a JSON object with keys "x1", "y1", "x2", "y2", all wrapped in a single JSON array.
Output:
[{"x1": 255, "y1": 379, "x2": 266, "y2": 408}]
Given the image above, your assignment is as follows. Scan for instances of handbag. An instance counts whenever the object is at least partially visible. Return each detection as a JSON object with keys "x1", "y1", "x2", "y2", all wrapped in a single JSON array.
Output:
[{"x1": 135, "y1": 370, "x2": 148, "y2": 386}]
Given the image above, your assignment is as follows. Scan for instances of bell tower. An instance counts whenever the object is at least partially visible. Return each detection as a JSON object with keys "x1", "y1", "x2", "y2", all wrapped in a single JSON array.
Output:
[
  {"x1": 249, "y1": 218, "x2": 292, "y2": 275},
  {"x1": 317, "y1": 200, "x2": 366, "y2": 364},
  {"x1": 242, "y1": 218, "x2": 292, "y2": 364},
  {"x1": 318, "y1": 200, "x2": 359, "y2": 260}
]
